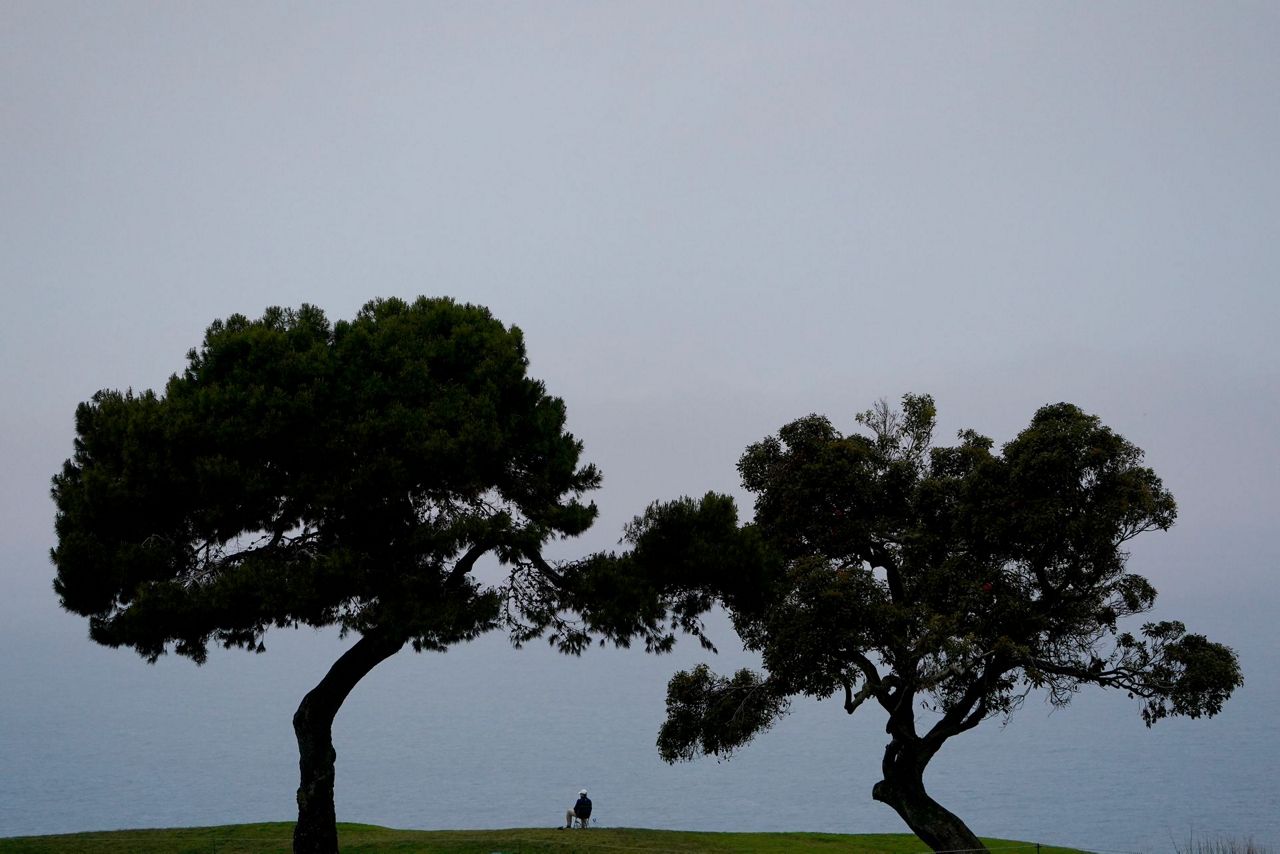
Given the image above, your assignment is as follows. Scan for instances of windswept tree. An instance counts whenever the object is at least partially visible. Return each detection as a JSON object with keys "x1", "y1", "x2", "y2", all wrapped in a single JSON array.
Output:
[
  {"x1": 51, "y1": 297, "x2": 625, "y2": 854},
  {"x1": 603, "y1": 395, "x2": 1242, "y2": 852}
]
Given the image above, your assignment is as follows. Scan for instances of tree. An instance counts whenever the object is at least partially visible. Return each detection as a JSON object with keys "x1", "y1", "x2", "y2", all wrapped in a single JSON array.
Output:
[
  {"x1": 51, "y1": 297, "x2": 610, "y2": 854},
  {"x1": 615, "y1": 395, "x2": 1242, "y2": 852}
]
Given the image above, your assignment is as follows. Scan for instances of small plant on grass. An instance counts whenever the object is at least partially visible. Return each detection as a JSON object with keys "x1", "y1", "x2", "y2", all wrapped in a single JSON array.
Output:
[{"x1": 1173, "y1": 831, "x2": 1273, "y2": 854}]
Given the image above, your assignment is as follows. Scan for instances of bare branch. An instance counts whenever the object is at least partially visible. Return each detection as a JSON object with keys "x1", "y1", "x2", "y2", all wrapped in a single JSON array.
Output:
[
  {"x1": 843, "y1": 679, "x2": 877, "y2": 714},
  {"x1": 445, "y1": 543, "x2": 490, "y2": 589}
]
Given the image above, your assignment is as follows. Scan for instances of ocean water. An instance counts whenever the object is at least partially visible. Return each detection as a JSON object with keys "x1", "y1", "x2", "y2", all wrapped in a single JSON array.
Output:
[{"x1": 1, "y1": 591, "x2": 1276, "y2": 854}]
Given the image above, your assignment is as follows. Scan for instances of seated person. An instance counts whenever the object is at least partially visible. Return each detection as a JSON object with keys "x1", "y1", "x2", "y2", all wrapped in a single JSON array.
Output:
[{"x1": 565, "y1": 789, "x2": 592, "y2": 828}]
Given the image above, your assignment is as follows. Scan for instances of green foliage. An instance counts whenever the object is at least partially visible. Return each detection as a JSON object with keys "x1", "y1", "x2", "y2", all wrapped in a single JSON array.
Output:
[
  {"x1": 0, "y1": 823, "x2": 1091, "y2": 854},
  {"x1": 628, "y1": 395, "x2": 1243, "y2": 849},
  {"x1": 635, "y1": 394, "x2": 1241, "y2": 760},
  {"x1": 552, "y1": 493, "x2": 777, "y2": 655},
  {"x1": 657, "y1": 663, "x2": 789, "y2": 762},
  {"x1": 51, "y1": 297, "x2": 601, "y2": 662}
]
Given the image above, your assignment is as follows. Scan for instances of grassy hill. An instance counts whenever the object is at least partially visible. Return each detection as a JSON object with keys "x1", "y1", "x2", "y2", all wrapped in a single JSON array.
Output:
[{"x1": 0, "y1": 822, "x2": 1089, "y2": 854}]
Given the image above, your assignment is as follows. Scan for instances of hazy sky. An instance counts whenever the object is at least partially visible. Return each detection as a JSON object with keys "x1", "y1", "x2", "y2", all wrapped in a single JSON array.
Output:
[
  {"x1": 3, "y1": 0, "x2": 1278, "y2": 691},
  {"x1": 3, "y1": 3, "x2": 1279, "y2": 843}
]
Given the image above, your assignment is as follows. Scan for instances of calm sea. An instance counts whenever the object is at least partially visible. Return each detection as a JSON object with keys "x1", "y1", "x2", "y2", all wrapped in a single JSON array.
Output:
[{"x1": 2, "y1": 586, "x2": 1276, "y2": 854}]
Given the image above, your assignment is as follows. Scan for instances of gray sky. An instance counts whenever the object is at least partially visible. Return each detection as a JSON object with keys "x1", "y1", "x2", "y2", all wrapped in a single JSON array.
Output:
[
  {"x1": 3, "y1": 3, "x2": 1279, "y2": 842},
  {"x1": 3, "y1": 0, "x2": 1278, "y2": 682}
]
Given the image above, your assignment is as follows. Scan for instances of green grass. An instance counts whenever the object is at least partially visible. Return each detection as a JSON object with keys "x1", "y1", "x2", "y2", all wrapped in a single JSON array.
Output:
[{"x1": 0, "y1": 822, "x2": 1090, "y2": 854}]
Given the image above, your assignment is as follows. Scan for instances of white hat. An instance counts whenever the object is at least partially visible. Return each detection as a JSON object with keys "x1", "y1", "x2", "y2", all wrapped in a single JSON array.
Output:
[{"x1": 579, "y1": 789, "x2": 588, "y2": 795}]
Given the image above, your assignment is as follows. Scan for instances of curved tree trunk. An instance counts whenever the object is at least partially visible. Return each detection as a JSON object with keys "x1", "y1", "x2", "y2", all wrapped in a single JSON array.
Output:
[
  {"x1": 292, "y1": 633, "x2": 405, "y2": 854},
  {"x1": 872, "y1": 739, "x2": 986, "y2": 853}
]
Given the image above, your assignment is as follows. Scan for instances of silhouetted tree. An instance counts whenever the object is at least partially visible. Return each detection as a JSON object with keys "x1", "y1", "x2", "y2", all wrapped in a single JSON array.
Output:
[
  {"x1": 605, "y1": 395, "x2": 1242, "y2": 852},
  {"x1": 51, "y1": 297, "x2": 622, "y2": 854}
]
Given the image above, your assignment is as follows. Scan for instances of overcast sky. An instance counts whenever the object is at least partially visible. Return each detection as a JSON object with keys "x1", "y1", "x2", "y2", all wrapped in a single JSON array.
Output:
[
  {"x1": 3, "y1": 4, "x2": 1279, "y2": 843},
  {"x1": 3, "y1": 2, "x2": 1277, "y2": 640}
]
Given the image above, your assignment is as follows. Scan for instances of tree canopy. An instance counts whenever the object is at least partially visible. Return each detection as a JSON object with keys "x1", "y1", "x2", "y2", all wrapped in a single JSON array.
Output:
[
  {"x1": 608, "y1": 395, "x2": 1242, "y2": 852},
  {"x1": 51, "y1": 297, "x2": 603, "y2": 854}
]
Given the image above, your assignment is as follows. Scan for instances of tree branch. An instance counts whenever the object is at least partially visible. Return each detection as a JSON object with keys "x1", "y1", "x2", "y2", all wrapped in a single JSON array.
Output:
[
  {"x1": 843, "y1": 679, "x2": 877, "y2": 714},
  {"x1": 445, "y1": 543, "x2": 491, "y2": 589},
  {"x1": 1024, "y1": 657, "x2": 1163, "y2": 697},
  {"x1": 848, "y1": 651, "x2": 881, "y2": 686},
  {"x1": 922, "y1": 653, "x2": 1008, "y2": 750},
  {"x1": 522, "y1": 549, "x2": 567, "y2": 587},
  {"x1": 868, "y1": 542, "x2": 905, "y2": 603}
]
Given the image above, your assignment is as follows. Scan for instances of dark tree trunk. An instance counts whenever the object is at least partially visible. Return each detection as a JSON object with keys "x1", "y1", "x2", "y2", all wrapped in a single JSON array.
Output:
[
  {"x1": 292, "y1": 633, "x2": 405, "y2": 854},
  {"x1": 872, "y1": 739, "x2": 986, "y2": 853}
]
